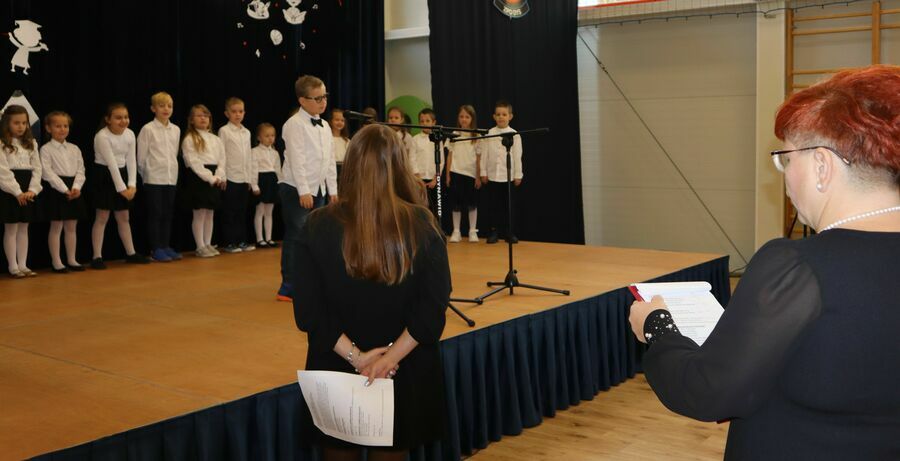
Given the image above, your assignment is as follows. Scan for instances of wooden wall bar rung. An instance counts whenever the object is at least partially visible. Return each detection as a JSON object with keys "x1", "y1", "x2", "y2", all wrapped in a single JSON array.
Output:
[
  {"x1": 792, "y1": 25, "x2": 871, "y2": 36},
  {"x1": 881, "y1": 23, "x2": 900, "y2": 29},
  {"x1": 792, "y1": 67, "x2": 854, "y2": 75},
  {"x1": 793, "y1": 11, "x2": 870, "y2": 22},
  {"x1": 792, "y1": 84, "x2": 811, "y2": 89},
  {"x1": 881, "y1": 8, "x2": 900, "y2": 15}
]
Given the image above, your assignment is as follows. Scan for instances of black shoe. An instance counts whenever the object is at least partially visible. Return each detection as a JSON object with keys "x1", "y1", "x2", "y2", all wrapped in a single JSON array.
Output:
[
  {"x1": 266, "y1": 240, "x2": 279, "y2": 248},
  {"x1": 52, "y1": 266, "x2": 70, "y2": 274},
  {"x1": 125, "y1": 253, "x2": 151, "y2": 264},
  {"x1": 68, "y1": 263, "x2": 86, "y2": 272},
  {"x1": 90, "y1": 258, "x2": 107, "y2": 270},
  {"x1": 486, "y1": 232, "x2": 499, "y2": 244},
  {"x1": 505, "y1": 234, "x2": 518, "y2": 244}
]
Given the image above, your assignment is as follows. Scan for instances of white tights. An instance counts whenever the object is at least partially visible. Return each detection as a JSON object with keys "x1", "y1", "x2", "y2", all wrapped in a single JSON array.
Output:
[
  {"x1": 92, "y1": 209, "x2": 136, "y2": 259},
  {"x1": 48, "y1": 219, "x2": 79, "y2": 269},
  {"x1": 452, "y1": 208, "x2": 479, "y2": 233},
  {"x1": 254, "y1": 203, "x2": 275, "y2": 242},
  {"x1": 192, "y1": 209, "x2": 215, "y2": 250},
  {"x1": 3, "y1": 222, "x2": 29, "y2": 273}
]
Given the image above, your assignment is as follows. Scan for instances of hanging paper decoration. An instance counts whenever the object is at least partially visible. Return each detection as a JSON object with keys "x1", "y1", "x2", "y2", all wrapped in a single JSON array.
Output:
[
  {"x1": 8, "y1": 20, "x2": 49, "y2": 75},
  {"x1": 283, "y1": 0, "x2": 307, "y2": 25},
  {"x1": 270, "y1": 29, "x2": 283, "y2": 45},
  {"x1": 247, "y1": 0, "x2": 271, "y2": 20}
]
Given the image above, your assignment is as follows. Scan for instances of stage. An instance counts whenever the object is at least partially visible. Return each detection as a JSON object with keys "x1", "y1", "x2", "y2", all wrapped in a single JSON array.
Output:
[{"x1": 0, "y1": 241, "x2": 729, "y2": 460}]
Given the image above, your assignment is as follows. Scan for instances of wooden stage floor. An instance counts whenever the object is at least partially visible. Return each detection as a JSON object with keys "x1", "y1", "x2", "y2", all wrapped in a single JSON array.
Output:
[{"x1": 0, "y1": 240, "x2": 721, "y2": 459}]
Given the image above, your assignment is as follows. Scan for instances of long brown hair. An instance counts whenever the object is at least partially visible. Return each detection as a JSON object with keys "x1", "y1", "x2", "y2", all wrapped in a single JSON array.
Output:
[
  {"x1": 331, "y1": 124, "x2": 440, "y2": 285},
  {"x1": 1, "y1": 105, "x2": 36, "y2": 153},
  {"x1": 458, "y1": 104, "x2": 478, "y2": 144},
  {"x1": 185, "y1": 104, "x2": 212, "y2": 152}
]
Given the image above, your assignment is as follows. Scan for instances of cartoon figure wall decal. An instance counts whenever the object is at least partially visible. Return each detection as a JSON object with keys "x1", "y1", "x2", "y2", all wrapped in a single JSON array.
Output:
[
  {"x1": 247, "y1": 0, "x2": 271, "y2": 20},
  {"x1": 9, "y1": 20, "x2": 49, "y2": 75},
  {"x1": 283, "y1": 0, "x2": 307, "y2": 25},
  {"x1": 270, "y1": 29, "x2": 283, "y2": 46}
]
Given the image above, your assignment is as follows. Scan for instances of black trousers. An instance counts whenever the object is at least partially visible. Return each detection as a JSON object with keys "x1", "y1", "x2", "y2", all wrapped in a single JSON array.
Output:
[
  {"x1": 222, "y1": 181, "x2": 250, "y2": 245},
  {"x1": 485, "y1": 180, "x2": 515, "y2": 237},
  {"x1": 144, "y1": 184, "x2": 176, "y2": 250}
]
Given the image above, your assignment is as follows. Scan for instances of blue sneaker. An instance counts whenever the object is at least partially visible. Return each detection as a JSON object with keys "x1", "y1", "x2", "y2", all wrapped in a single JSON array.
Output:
[
  {"x1": 276, "y1": 282, "x2": 293, "y2": 302},
  {"x1": 164, "y1": 247, "x2": 182, "y2": 260},
  {"x1": 151, "y1": 248, "x2": 172, "y2": 262}
]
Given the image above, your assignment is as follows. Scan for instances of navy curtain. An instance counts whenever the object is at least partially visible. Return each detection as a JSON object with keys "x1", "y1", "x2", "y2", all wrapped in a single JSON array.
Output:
[
  {"x1": 0, "y1": 0, "x2": 383, "y2": 268},
  {"x1": 427, "y1": 0, "x2": 584, "y2": 244}
]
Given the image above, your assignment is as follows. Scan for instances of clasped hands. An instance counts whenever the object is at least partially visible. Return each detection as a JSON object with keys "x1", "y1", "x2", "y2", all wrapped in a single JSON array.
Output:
[{"x1": 349, "y1": 344, "x2": 400, "y2": 386}]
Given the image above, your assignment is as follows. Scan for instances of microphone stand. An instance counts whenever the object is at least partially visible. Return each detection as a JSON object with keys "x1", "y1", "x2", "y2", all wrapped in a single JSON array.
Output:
[
  {"x1": 450, "y1": 128, "x2": 570, "y2": 302},
  {"x1": 379, "y1": 121, "x2": 488, "y2": 327}
]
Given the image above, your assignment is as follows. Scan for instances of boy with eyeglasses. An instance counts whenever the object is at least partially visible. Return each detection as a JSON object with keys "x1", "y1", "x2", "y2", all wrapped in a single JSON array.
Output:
[{"x1": 277, "y1": 75, "x2": 337, "y2": 301}]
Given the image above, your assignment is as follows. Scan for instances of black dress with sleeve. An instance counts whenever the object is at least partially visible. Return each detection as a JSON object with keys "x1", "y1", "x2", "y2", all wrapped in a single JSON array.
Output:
[
  {"x1": 642, "y1": 230, "x2": 900, "y2": 460},
  {"x1": 293, "y1": 207, "x2": 451, "y2": 449}
]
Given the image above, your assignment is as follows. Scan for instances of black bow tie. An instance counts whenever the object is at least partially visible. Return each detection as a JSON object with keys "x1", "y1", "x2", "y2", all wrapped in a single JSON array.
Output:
[{"x1": 310, "y1": 118, "x2": 323, "y2": 127}]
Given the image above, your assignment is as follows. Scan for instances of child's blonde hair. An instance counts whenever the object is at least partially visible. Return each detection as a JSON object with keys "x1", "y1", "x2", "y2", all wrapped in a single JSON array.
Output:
[
  {"x1": 256, "y1": 122, "x2": 275, "y2": 140},
  {"x1": 185, "y1": 104, "x2": 213, "y2": 152},
  {"x1": 43, "y1": 111, "x2": 73, "y2": 143},
  {"x1": 225, "y1": 97, "x2": 244, "y2": 110},
  {"x1": 151, "y1": 92, "x2": 173, "y2": 106},
  {"x1": 294, "y1": 75, "x2": 324, "y2": 99}
]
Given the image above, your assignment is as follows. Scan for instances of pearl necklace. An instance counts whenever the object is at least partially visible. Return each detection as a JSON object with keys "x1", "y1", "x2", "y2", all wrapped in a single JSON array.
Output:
[{"x1": 820, "y1": 206, "x2": 900, "y2": 232}]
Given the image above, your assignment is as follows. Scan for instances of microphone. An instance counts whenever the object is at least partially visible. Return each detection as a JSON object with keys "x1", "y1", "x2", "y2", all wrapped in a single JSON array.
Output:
[{"x1": 343, "y1": 110, "x2": 374, "y2": 120}]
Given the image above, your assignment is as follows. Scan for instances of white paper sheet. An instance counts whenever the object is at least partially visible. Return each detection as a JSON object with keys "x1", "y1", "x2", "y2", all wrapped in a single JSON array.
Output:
[
  {"x1": 633, "y1": 282, "x2": 724, "y2": 346},
  {"x1": 297, "y1": 370, "x2": 394, "y2": 446}
]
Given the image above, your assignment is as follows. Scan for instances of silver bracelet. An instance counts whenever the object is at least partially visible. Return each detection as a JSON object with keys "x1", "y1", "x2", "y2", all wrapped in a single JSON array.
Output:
[{"x1": 346, "y1": 342, "x2": 356, "y2": 364}]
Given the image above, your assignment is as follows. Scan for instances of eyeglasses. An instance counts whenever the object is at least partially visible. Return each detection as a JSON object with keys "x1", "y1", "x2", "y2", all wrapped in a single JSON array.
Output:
[
  {"x1": 302, "y1": 93, "x2": 329, "y2": 103},
  {"x1": 769, "y1": 145, "x2": 851, "y2": 172}
]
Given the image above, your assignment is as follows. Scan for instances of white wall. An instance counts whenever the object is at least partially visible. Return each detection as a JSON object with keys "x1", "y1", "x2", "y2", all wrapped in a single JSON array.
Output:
[
  {"x1": 577, "y1": 16, "x2": 758, "y2": 270},
  {"x1": 384, "y1": 0, "x2": 433, "y2": 105}
]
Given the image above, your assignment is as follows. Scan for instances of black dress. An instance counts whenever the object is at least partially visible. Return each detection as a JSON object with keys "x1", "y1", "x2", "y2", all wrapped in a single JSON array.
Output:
[
  {"x1": 293, "y1": 208, "x2": 451, "y2": 449},
  {"x1": 642, "y1": 230, "x2": 900, "y2": 460}
]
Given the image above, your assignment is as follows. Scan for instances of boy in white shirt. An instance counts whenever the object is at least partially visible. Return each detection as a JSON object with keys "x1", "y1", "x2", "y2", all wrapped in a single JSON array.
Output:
[
  {"x1": 409, "y1": 108, "x2": 444, "y2": 218},
  {"x1": 277, "y1": 75, "x2": 337, "y2": 301},
  {"x1": 218, "y1": 97, "x2": 257, "y2": 253},
  {"x1": 136, "y1": 92, "x2": 181, "y2": 262},
  {"x1": 480, "y1": 100, "x2": 523, "y2": 244}
]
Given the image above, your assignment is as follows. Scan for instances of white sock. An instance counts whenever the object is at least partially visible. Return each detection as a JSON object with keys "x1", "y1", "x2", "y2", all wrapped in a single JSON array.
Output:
[
  {"x1": 468, "y1": 208, "x2": 478, "y2": 232},
  {"x1": 254, "y1": 204, "x2": 264, "y2": 242},
  {"x1": 49, "y1": 220, "x2": 64, "y2": 269},
  {"x1": 92, "y1": 209, "x2": 110, "y2": 259},
  {"x1": 64, "y1": 220, "x2": 79, "y2": 266},
  {"x1": 16, "y1": 223, "x2": 28, "y2": 271},
  {"x1": 114, "y1": 210, "x2": 135, "y2": 255},
  {"x1": 204, "y1": 210, "x2": 214, "y2": 246},
  {"x1": 192, "y1": 209, "x2": 205, "y2": 250},
  {"x1": 452, "y1": 211, "x2": 461, "y2": 234},
  {"x1": 4, "y1": 223, "x2": 18, "y2": 272},
  {"x1": 264, "y1": 204, "x2": 274, "y2": 241}
]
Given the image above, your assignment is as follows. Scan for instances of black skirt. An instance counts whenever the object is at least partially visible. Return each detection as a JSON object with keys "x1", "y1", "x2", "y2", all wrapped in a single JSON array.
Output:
[
  {"x1": 183, "y1": 164, "x2": 222, "y2": 210},
  {"x1": 256, "y1": 171, "x2": 279, "y2": 204},
  {"x1": 448, "y1": 172, "x2": 477, "y2": 211},
  {"x1": 0, "y1": 169, "x2": 35, "y2": 223},
  {"x1": 92, "y1": 165, "x2": 133, "y2": 211},
  {"x1": 40, "y1": 176, "x2": 87, "y2": 221}
]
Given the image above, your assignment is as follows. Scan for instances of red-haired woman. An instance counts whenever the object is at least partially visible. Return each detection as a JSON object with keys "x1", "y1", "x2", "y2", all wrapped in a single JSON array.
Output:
[
  {"x1": 630, "y1": 66, "x2": 900, "y2": 459},
  {"x1": 293, "y1": 124, "x2": 451, "y2": 461}
]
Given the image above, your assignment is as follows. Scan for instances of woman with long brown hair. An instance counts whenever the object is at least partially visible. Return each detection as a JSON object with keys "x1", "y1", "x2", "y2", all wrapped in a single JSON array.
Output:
[{"x1": 293, "y1": 124, "x2": 451, "y2": 461}]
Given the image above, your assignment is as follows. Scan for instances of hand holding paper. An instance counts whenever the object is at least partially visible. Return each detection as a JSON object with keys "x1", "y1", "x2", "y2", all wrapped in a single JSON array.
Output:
[
  {"x1": 297, "y1": 370, "x2": 395, "y2": 446},
  {"x1": 630, "y1": 282, "x2": 724, "y2": 346}
]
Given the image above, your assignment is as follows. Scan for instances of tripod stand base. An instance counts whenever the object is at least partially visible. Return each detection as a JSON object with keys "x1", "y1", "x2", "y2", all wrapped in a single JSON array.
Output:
[
  {"x1": 448, "y1": 302, "x2": 476, "y2": 327},
  {"x1": 475, "y1": 270, "x2": 570, "y2": 303}
]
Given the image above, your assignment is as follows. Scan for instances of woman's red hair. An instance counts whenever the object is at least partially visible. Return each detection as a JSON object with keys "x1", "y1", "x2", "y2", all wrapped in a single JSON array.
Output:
[{"x1": 775, "y1": 65, "x2": 900, "y2": 180}]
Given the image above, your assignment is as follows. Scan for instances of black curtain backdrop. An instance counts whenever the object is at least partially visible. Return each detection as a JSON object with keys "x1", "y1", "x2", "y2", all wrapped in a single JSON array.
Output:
[
  {"x1": 1, "y1": 0, "x2": 383, "y2": 268},
  {"x1": 427, "y1": 0, "x2": 584, "y2": 244}
]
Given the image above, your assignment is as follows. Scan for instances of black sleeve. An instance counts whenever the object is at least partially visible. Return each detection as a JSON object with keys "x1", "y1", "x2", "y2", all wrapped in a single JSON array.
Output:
[
  {"x1": 405, "y1": 229, "x2": 451, "y2": 345},
  {"x1": 292, "y1": 219, "x2": 342, "y2": 352},
  {"x1": 642, "y1": 240, "x2": 823, "y2": 422}
]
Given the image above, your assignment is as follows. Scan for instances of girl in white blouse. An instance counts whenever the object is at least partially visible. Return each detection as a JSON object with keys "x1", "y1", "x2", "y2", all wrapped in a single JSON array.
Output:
[
  {"x1": 40, "y1": 111, "x2": 87, "y2": 273},
  {"x1": 91, "y1": 103, "x2": 149, "y2": 269},
  {"x1": 251, "y1": 123, "x2": 283, "y2": 248},
  {"x1": 446, "y1": 105, "x2": 484, "y2": 243},
  {"x1": 0, "y1": 105, "x2": 42, "y2": 277},
  {"x1": 330, "y1": 108, "x2": 349, "y2": 177},
  {"x1": 182, "y1": 104, "x2": 227, "y2": 258}
]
